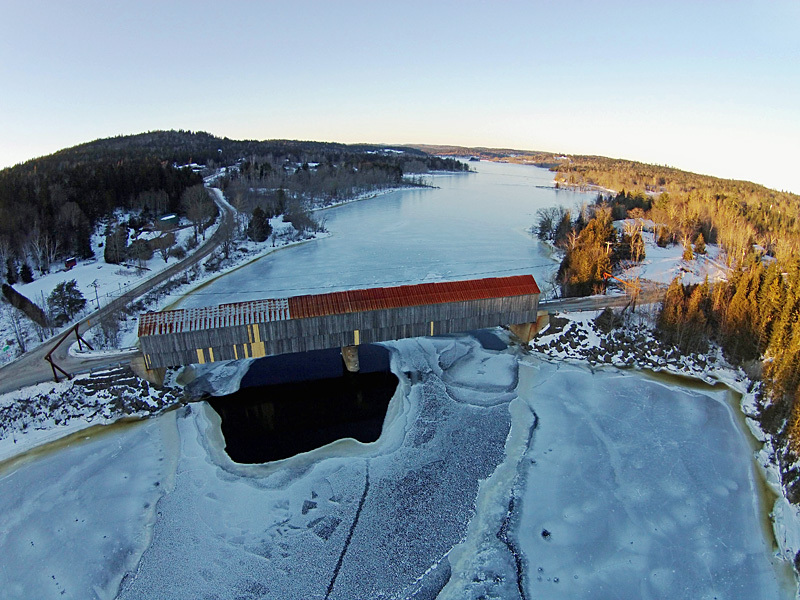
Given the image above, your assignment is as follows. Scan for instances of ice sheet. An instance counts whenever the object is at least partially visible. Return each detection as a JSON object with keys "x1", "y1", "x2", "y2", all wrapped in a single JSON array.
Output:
[
  {"x1": 118, "y1": 337, "x2": 521, "y2": 599},
  {"x1": 514, "y1": 360, "x2": 788, "y2": 599},
  {"x1": 0, "y1": 415, "x2": 177, "y2": 600}
]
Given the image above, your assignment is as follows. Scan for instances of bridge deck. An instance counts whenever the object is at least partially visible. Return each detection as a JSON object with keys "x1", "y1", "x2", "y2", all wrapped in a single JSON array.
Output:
[{"x1": 138, "y1": 275, "x2": 540, "y2": 368}]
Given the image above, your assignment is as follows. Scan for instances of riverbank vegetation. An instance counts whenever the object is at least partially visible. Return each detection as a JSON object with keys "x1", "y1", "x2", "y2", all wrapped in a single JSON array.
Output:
[
  {"x1": 526, "y1": 149, "x2": 800, "y2": 499},
  {"x1": 220, "y1": 148, "x2": 468, "y2": 236},
  {"x1": 0, "y1": 157, "x2": 201, "y2": 277},
  {"x1": 535, "y1": 192, "x2": 646, "y2": 297},
  {"x1": 430, "y1": 146, "x2": 800, "y2": 469},
  {"x1": 556, "y1": 164, "x2": 800, "y2": 470},
  {"x1": 658, "y1": 262, "x2": 800, "y2": 496}
]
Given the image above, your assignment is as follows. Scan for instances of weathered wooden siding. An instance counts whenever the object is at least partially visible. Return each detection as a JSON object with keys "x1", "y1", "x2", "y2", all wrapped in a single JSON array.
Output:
[
  {"x1": 139, "y1": 276, "x2": 540, "y2": 369},
  {"x1": 139, "y1": 275, "x2": 539, "y2": 368}
]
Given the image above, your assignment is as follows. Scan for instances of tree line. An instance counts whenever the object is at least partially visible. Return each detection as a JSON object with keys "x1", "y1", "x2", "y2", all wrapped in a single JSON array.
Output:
[
  {"x1": 0, "y1": 130, "x2": 468, "y2": 283},
  {"x1": 550, "y1": 159, "x2": 800, "y2": 461},
  {"x1": 0, "y1": 156, "x2": 201, "y2": 279},
  {"x1": 549, "y1": 156, "x2": 800, "y2": 262},
  {"x1": 222, "y1": 151, "x2": 468, "y2": 239},
  {"x1": 412, "y1": 144, "x2": 800, "y2": 482},
  {"x1": 427, "y1": 144, "x2": 799, "y2": 263},
  {"x1": 658, "y1": 258, "x2": 800, "y2": 482},
  {"x1": 44, "y1": 130, "x2": 442, "y2": 171},
  {"x1": 530, "y1": 154, "x2": 800, "y2": 497},
  {"x1": 101, "y1": 184, "x2": 217, "y2": 268}
]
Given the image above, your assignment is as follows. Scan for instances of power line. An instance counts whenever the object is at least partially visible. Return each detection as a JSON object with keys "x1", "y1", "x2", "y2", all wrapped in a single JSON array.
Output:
[{"x1": 176, "y1": 262, "x2": 557, "y2": 298}]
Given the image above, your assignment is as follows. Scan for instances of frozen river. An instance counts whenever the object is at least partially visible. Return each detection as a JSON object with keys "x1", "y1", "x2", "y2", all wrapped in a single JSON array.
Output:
[
  {"x1": 175, "y1": 161, "x2": 587, "y2": 307},
  {"x1": 0, "y1": 161, "x2": 793, "y2": 599}
]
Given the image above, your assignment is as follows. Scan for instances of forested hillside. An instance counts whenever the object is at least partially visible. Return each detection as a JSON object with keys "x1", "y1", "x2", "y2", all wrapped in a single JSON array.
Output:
[
  {"x1": 0, "y1": 131, "x2": 467, "y2": 281},
  {"x1": 0, "y1": 156, "x2": 201, "y2": 275},
  {"x1": 549, "y1": 155, "x2": 800, "y2": 263},
  {"x1": 222, "y1": 153, "x2": 458, "y2": 220},
  {"x1": 45, "y1": 131, "x2": 432, "y2": 169},
  {"x1": 414, "y1": 145, "x2": 799, "y2": 264}
]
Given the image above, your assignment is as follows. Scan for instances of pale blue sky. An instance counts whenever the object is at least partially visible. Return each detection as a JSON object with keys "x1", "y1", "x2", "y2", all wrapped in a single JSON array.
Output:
[{"x1": 2, "y1": 1, "x2": 798, "y2": 192}]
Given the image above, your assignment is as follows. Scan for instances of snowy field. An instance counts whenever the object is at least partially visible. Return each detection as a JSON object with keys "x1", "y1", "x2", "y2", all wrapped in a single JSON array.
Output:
[
  {"x1": 620, "y1": 227, "x2": 728, "y2": 286},
  {"x1": 0, "y1": 206, "x2": 222, "y2": 365},
  {"x1": 11, "y1": 211, "x2": 217, "y2": 320},
  {"x1": 0, "y1": 188, "x2": 338, "y2": 364}
]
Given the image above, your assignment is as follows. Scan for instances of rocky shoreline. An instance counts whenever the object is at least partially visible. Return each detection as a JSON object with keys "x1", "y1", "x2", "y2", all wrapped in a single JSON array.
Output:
[
  {"x1": 0, "y1": 366, "x2": 180, "y2": 457},
  {"x1": 531, "y1": 311, "x2": 725, "y2": 380}
]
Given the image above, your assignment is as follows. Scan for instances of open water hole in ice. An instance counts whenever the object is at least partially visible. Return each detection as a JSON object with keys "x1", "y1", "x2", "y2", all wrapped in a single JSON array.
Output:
[
  {"x1": 207, "y1": 330, "x2": 506, "y2": 464},
  {"x1": 207, "y1": 344, "x2": 399, "y2": 463}
]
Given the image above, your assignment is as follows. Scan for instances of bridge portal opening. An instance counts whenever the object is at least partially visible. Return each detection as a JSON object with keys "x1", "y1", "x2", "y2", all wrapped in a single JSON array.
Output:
[{"x1": 208, "y1": 344, "x2": 398, "y2": 464}]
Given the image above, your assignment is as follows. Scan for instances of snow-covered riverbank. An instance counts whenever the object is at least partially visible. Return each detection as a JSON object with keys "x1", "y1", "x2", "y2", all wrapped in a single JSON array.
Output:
[
  {"x1": 4, "y1": 329, "x2": 790, "y2": 599},
  {"x1": 0, "y1": 161, "x2": 795, "y2": 599},
  {"x1": 530, "y1": 310, "x2": 800, "y2": 595},
  {"x1": 0, "y1": 367, "x2": 179, "y2": 464},
  {"x1": 0, "y1": 180, "x2": 417, "y2": 366}
]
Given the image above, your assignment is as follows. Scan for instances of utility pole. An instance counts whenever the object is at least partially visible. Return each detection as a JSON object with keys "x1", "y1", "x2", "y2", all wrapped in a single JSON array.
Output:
[{"x1": 91, "y1": 279, "x2": 101, "y2": 309}]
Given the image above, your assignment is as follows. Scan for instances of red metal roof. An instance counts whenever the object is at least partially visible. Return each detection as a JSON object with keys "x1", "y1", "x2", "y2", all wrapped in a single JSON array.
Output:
[
  {"x1": 138, "y1": 275, "x2": 539, "y2": 336},
  {"x1": 286, "y1": 274, "x2": 540, "y2": 319}
]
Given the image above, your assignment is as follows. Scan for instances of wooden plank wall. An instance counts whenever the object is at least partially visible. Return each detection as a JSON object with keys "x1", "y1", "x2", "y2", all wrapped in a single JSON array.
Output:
[{"x1": 140, "y1": 294, "x2": 539, "y2": 368}]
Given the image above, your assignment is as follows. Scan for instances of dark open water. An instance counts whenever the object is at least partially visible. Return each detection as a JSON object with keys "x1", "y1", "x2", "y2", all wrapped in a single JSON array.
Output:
[
  {"x1": 208, "y1": 344, "x2": 398, "y2": 463},
  {"x1": 208, "y1": 330, "x2": 506, "y2": 463}
]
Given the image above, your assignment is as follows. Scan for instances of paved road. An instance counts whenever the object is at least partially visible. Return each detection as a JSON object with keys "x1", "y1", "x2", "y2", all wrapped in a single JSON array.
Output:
[{"x1": 0, "y1": 188, "x2": 235, "y2": 395}]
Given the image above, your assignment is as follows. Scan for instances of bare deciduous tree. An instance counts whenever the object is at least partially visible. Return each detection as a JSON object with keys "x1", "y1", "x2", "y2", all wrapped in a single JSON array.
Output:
[
  {"x1": 26, "y1": 224, "x2": 59, "y2": 274},
  {"x1": 181, "y1": 185, "x2": 215, "y2": 244},
  {"x1": 623, "y1": 220, "x2": 644, "y2": 262},
  {"x1": 152, "y1": 232, "x2": 175, "y2": 263}
]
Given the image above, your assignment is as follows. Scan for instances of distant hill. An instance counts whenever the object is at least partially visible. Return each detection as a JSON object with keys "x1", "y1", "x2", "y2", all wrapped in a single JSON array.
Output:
[
  {"x1": 409, "y1": 142, "x2": 800, "y2": 259},
  {"x1": 34, "y1": 130, "x2": 428, "y2": 170},
  {"x1": 408, "y1": 143, "x2": 798, "y2": 199},
  {"x1": 0, "y1": 131, "x2": 465, "y2": 279},
  {"x1": 407, "y1": 143, "x2": 564, "y2": 167}
]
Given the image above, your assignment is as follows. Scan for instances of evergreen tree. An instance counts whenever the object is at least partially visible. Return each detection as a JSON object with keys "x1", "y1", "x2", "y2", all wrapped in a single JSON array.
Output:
[
  {"x1": 5, "y1": 258, "x2": 17, "y2": 284},
  {"x1": 274, "y1": 188, "x2": 287, "y2": 217},
  {"x1": 19, "y1": 263, "x2": 33, "y2": 283},
  {"x1": 246, "y1": 207, "x2": 272, "y2": 242},
  {"x1": 684, "y1": 280, "x2": 711, "y2": 352},
  {"x1": 682, "y1": 241, "x2": 694, "y2": 261},
  {"x1": 47, "y1": 279, "x2": 86, "y2": 325},
  {"x1": 720, "y1": 271, "x2": 760, "y2": 362},
  {"x1": 657, "y1": 278, "x2": 686, "y2": 345},
  {"x1": 554, "y1": 209, "x2": 572, "y2": 247},
  {"x1": 557, "y1": 209, "x2": 615, "y2": 297},
  {"x1": 104, "y1": 226, "x2": 128, "y2": 264},
  {"x1": 693, "y1": 232, "x2": 706, "y2": 255}
]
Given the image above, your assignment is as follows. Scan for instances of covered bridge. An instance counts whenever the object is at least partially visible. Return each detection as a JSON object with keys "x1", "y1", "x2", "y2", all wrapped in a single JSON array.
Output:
[{"x1": 138, "y1": 274, "x2": 541, "y2": 370}]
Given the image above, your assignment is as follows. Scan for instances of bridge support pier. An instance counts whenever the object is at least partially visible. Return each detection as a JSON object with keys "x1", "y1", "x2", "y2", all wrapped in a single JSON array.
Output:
[
  {"x1": 130, "y1": 355, "x2": 166, "y2": 387},
  {"x1": 341, "y1": 345, "x2": 360, "y2": 373},
  {"x1": 509, "y1": 312, "x2": 551, "y2": 344}
]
